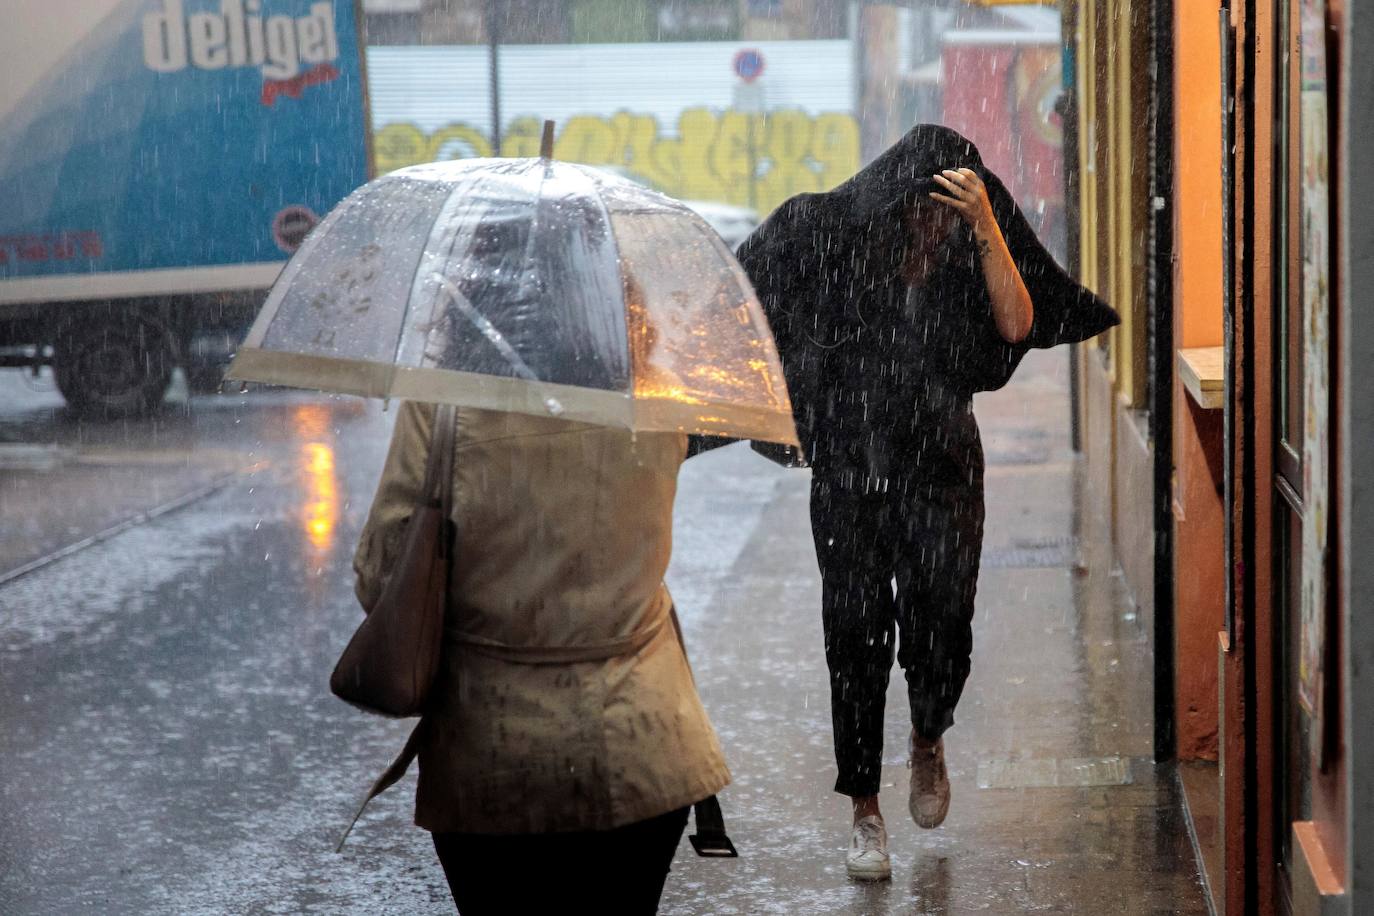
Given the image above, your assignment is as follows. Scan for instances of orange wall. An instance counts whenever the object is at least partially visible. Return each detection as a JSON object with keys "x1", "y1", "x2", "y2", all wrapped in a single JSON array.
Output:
[
  {"x1": 1173, "y1": 387, "x2": 1225, "y2": 760},
  {"x1": 1175, "y1": 1, "x2": 1225, "y2": 351},
  {"x1": 1172, "y1": 0, "x2": 1226, "y2": 761}
]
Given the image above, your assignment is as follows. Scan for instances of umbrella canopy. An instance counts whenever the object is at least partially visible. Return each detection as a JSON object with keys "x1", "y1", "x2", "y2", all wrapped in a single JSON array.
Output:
[{"x1": 227, "y1": 157, "x2": 798, "y2": 446}]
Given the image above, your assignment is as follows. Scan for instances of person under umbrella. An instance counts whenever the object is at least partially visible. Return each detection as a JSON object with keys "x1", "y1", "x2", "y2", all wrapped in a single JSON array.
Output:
[
  {"x1": 351, "y1": 232, "x2": 732, "y2": 912},
  {"x1": 736, "y1": 124, "x2": 1119, "y2": 880},
  {"x1": 228, "y1": 140, "x2": 796, "y2": 910}
]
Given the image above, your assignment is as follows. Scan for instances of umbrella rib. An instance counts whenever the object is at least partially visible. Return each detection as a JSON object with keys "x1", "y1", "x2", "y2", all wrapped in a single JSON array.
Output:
[
  {"x1": 388, "y1": 174, "x2": 483, "y2": 394},
  {"x1": 575, "y1": 165, "x2": 632, "y2": 396},
  {"x1": 432, "y1": 274, "x2": 566, "y2": 416},
  {"x1": 507, "y1": 160, "x2": 551, "y2": 359}
]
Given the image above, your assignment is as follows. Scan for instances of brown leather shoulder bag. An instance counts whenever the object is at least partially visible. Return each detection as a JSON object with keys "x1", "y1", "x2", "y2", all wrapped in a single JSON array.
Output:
[{"x1": 330, "y1": 404, "x2": 456, "y2": 718}]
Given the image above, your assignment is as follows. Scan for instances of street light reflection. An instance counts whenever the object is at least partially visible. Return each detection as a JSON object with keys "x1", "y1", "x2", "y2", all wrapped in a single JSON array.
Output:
[
  {"x1": 292, "y1": 404, "x2": 339, "y2": 558},
  {"x1": 301, "y1": 442, "x2": 338, "y2": 552}
]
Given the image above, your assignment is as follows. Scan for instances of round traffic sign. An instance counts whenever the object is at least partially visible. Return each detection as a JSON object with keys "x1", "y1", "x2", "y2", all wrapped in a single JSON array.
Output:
[
  {"x1": 272, "y1": 205, "x2": 319, "y2": 253},
  {"x1": 733, "y1": 48, "x2": 766, "y2": 83}
]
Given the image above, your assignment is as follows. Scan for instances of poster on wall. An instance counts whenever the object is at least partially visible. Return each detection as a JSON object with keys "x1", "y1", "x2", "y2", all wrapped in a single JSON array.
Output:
[
  {"x1": 940, "y1": 42, "x2": 1065, "y2": 260},
  {"x1": 1297, "y1": 0, "x2": 1330, "y2": 766}
]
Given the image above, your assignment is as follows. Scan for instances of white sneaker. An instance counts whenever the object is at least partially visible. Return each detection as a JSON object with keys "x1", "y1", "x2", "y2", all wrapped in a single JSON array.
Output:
[
  {"x1": 908, "y1": 733, "x2": 951, "y2": 829},
  {"x1": 846, "y1": 815, "x2": 892, "y2": 881}
]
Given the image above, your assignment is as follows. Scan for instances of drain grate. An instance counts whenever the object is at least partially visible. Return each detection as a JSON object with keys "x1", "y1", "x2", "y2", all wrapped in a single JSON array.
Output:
[
  {"x1": 977, "y1": 755, "x2": 1133, "y2": 789},
  {"x1": 981, "y1": 536, "x2": 1081, "y2": 569},
  {"x1": 984, "y1": 428, "x2": 1053, "y2": 466},
  {"x1": 984, "y1": 442, "x2": 1052, "y2": 466}
]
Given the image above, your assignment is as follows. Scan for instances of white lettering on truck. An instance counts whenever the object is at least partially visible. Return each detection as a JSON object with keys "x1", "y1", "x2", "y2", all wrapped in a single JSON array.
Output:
[{"x1": 142, "y1": 0, "x2": 338, "y2": 81}]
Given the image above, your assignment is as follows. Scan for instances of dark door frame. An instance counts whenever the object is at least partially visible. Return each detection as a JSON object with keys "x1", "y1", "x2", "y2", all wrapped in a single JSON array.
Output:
[{"x1": 1146, "y1": 0, "x2": 1177, "y2": 764}]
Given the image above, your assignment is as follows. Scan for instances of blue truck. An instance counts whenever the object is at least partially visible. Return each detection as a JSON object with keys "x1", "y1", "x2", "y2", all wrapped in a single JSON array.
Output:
[{"x1": 0, "y1": 0, "x2": 371, "y2": 415}]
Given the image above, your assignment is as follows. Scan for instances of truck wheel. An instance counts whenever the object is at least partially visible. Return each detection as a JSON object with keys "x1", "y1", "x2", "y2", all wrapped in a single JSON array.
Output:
[
  {"x1": 185, "y1": 361, "x2": 230, "y2": 394},
  {"x1": 183, "y1": 331, "x2": 239, "y2": 394},
  {"x1": 53, "y1": 317, "x2": 174, "y2": 418}
]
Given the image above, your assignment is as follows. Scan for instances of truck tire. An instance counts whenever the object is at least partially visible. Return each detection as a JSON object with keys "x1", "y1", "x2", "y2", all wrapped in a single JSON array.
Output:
[
  {"x1": 53, "y1": 315, "x2": 174, "y2": 418},
  {"x1": 185, "y1": 361, "x2": 230, "y2": 394},
  {"x1": 183, "y1": 330, "x2": 239, "y2": 394}
]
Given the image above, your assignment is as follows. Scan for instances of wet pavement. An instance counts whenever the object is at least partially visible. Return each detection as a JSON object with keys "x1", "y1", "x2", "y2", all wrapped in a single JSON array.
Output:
[
  {"x1": 0, "y1": 353, "x2": 1207, "y2": 914},
  {"x1": 0, "y1": 373, "x2": 260, "y2": 579}
]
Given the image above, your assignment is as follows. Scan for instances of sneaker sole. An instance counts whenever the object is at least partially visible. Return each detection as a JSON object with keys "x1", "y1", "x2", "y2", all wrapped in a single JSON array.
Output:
[
  {"x1": 846, "y1": 862, "x2": 892, "y2": 881},
  {"x1": 908, "y1": 795, "x2": 950, "y2": 829}
]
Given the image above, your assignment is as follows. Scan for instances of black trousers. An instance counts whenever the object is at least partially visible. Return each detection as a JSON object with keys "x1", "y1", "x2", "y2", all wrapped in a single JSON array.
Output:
[
  {"x1": 431, "y1": 806, "x2": 690, "y2": 915},
  {"x1": 811, "y1": 437, "x2": 984, "y2": 799}
]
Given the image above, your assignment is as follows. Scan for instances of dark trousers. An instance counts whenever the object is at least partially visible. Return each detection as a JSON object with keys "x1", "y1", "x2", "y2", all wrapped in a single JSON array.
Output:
[
  {"x1": 811, "y1": 465, "x2": 984, "y2": 799},
  {"x1": 431, "y1": 806, "x2": 690, "y2": 915}
]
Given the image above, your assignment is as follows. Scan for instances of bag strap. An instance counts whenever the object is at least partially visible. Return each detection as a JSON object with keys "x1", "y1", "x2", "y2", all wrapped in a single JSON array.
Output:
[
  {"x1": 336, "y1": 720, "x2": 426, "y2": 853},
  {"x1": 670, "y1": 606, "x2": 739, "y2": 858},
  {"x1": 422, "y1": 404, "x2": 457, "y2": 509},
  {"x1": 336, "y1": 404, "x2": 456, "y2": 853},
  {"x1": 435, "y1": 405, "x2": 456, "y2": 561}
]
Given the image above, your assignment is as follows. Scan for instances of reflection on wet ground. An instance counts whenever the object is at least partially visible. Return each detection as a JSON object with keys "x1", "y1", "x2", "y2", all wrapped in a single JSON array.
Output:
[
  {"x1": 0, "y1": 354, "x2": 1205, "y2": 913},
  {"x1": 0, "y1": 373, "x2": 365, "y2": 579}
]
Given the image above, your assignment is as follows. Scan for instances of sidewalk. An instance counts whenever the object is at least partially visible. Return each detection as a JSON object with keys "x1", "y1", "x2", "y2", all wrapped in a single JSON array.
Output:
[
  {"x1": 662, "y1": 349, "x2": 1208, "y2": 914},
  {"x1": 0, "y1": 353, "x2": 1209, "y2": 913}
]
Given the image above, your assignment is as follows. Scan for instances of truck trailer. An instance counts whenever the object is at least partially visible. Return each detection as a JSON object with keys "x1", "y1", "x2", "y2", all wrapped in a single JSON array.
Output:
[{"x1": 0, "y1": 0, "x2": 371, "y2": 415}]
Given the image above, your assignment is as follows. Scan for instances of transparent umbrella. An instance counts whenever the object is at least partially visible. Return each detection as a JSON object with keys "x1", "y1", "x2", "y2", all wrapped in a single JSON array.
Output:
[{"x1": 226, "y1": 149, "x2": 798, "y2": 446}]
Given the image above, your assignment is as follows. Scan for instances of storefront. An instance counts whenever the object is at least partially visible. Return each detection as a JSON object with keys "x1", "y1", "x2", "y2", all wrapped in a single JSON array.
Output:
[
  {"x1": 1226, "y1": 0, "x2": 1347, "y2": 911},
  {"x1": 1069, "y1": 0, "x2": 1370, "y2": 912}
]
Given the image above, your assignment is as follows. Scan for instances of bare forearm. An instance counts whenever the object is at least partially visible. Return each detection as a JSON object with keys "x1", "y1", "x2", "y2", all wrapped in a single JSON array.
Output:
[
  {"x1": 929, "y1": 168, "x2": 1034, "y2": 343},
  {"x1": 974, "y1": 222, "x2": 1033, "y2": 343}
]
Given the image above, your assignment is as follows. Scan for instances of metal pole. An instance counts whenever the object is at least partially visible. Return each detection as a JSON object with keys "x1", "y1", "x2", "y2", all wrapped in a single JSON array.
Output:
[
  {"x1": 851, "y1": 2, "x2": 868, "y2": 162},
  {"x1": 1058, "y1": 5, "x2": 1083, "y2": 454},
  {"x1": 487, "y1": 0, "x2": 501, "y2": 156}
]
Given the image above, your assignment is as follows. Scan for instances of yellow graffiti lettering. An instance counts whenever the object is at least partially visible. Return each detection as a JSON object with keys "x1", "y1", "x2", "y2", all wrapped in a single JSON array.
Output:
[
  {"x1": 708, "y1": 111, "x2": 761, "y2": 207},
  {"x1": 501, "y1": 117, "x2": 545, "y2": 158},
  {"x1": 675, "y1": 108, "x2": 729, "y2": 203},
  {"x1": 426, "y1": 124, "x2": 492, "y2": 162},
  {"x1": 809, "y1": 114, "x2": 861, "y2": 191},
  {"x1": 614, "y1": 113, "x2": 672, "y2": 187},
  {"x1": 373, "y1": 109, "x2": 860, "y2": 216},
  {"x1": 555, "y1": 115, "x2": 619, "y2": 164},
  {"x1": 373, "y1": 122, "x2": 432, "y2": 173},
  {"x1": 758, "y1": 109, "x2": 821, "y2": 205}
]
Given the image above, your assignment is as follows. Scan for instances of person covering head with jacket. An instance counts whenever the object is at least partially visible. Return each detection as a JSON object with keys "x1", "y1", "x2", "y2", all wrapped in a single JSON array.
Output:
[
  {"x1": 353, "y1": 308, "x2": 730, "y2": 909},
  {"x1": 736, "y1": 123, "x2": 1118, "y2": 880}
]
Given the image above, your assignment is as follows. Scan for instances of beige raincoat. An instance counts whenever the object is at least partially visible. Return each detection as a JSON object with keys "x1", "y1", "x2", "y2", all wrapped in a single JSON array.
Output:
[{"x1": 353, "y1": 401, "x2": 730, "y2": 835}]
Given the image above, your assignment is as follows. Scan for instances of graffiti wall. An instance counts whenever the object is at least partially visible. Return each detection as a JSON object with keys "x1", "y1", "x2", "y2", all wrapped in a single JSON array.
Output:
[
  {"x1": 373, "y1": 109, "x2": 859, "y2": 214},
  {"x1": 366, "y1": 39, "x2": 859, "y2": 215}
]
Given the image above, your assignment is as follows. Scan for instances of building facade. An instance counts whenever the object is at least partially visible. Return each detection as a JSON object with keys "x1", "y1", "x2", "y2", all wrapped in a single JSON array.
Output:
[{"x1": 1069, "y1": 1, "x2": 1371, "y2": 913}]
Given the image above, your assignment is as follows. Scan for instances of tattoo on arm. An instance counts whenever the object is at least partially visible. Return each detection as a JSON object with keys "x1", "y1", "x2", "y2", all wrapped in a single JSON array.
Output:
[{"x1": 976, "y1": 238, "x2": 992, "y2": 259}]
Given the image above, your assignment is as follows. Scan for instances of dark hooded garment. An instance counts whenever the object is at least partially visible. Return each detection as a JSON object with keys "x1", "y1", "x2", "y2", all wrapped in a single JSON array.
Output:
[
  {"x1": 733, "y1": 124, "x2": 1120, "y2": 797},
  {"x1": 737, "y1": 123, "x2": 1119, "y2": 470}
]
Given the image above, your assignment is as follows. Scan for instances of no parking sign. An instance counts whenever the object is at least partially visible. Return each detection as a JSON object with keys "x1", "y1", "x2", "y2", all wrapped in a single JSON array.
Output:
[{"x1": 732, "y1": 48, "x2": 766, "y2": 83}]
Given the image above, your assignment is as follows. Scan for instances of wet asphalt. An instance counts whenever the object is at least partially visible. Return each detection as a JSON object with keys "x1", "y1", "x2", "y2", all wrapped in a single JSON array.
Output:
[{"x1": 0, "y1": 357, "x2": 1207, "y2": 914}]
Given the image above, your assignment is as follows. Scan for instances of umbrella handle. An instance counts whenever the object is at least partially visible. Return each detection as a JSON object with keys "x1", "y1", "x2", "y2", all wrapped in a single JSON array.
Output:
[{"x1": 540, "y1": 120, "x2": 555, "y2": 159}]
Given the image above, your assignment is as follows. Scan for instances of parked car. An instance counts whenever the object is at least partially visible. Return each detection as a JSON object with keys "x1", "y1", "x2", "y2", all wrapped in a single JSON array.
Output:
[{"x1": 678, "y1": 200, "x2": 760, "y2": 251}]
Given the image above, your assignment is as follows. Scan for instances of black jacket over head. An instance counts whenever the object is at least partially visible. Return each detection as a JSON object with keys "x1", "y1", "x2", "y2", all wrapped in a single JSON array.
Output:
[{"x1": 737, "y1": 124, "x2": 1119, "y2": 467}]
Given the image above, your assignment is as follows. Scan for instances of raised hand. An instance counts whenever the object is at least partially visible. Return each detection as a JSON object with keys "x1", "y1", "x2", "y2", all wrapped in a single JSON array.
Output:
[
  {"x1": 929, "y1": 168, "x2": 996, "y2": 238},
  {"x1": 929, "y1": 167, "x2": 1033, "y2": 343}
]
